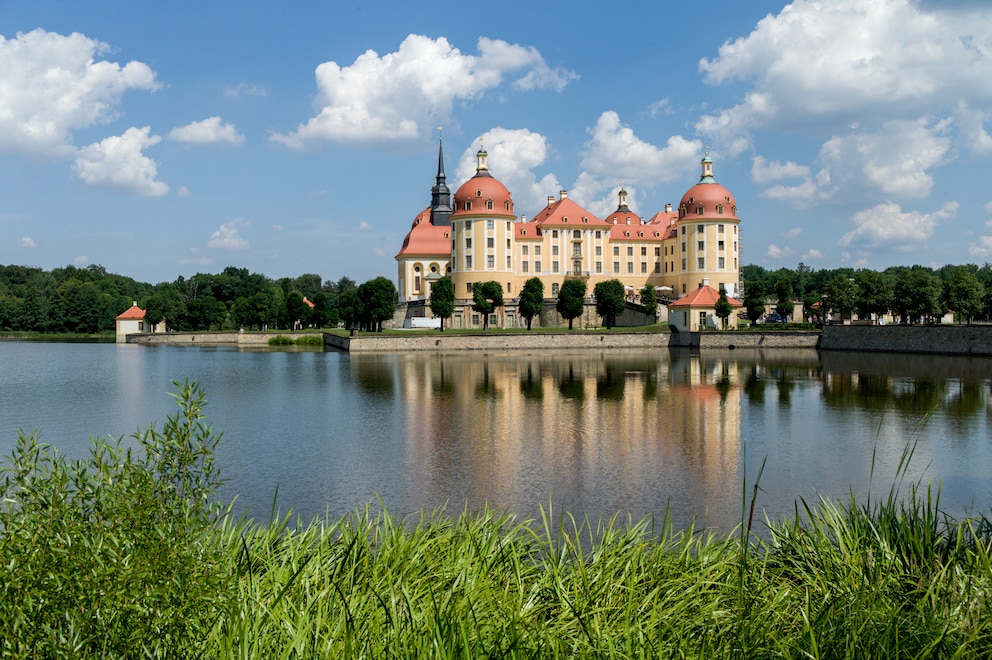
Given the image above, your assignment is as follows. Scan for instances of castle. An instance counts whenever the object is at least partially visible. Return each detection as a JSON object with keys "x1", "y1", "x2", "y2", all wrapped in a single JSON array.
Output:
[{"x1": 396, "y1": 139, "x2": 741, "y2": 329}]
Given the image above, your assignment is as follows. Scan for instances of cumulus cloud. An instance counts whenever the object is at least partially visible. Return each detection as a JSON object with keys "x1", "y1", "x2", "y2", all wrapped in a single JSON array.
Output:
[
  {"x1": 272, "y1": 35, "x2": 576, "y2": 147},
  {"x1": 801, "y1": 248, "x2": 824, "y2": 260},
  {"x1": 455, "y1": 127, "x2": 561, "y2": 216},
  {"x1": 766, "y1": 244, "x2": 791, "y2": 259},
  {"x1": 751, "y1": 156, "x2": 809, "y2": 184},
  {"x1": 573, "y1": 111, "x2": 700, "y2": 215},
  {"x1": 180, "y1": 248, "x2": 213, "y2": 266},
  {"x1": 695, "y1": 0, "x2": 992, "y2": 205},
  {"x1": 169, "y1": 116, "x2": 245, "y2": 145},
  {"x1": 968, "y1": 235, "x2": 992, "y2": 258},
  {"x1": 838, "y1": 200, "x2": 958, "y2": 248},
  {"x1": 0, "y1": 29, "x2": 158, "y2": 158},
  {"x1": 73, "y1": 256, "x2": 88, "y2": 265},
  {"x1": 19, "y1": 236, "x2": 35, "y2": 248},
  {"x1": 782, "y1": 227, "x2": 803, "y2": 239},
  {"x1": 72, "y1": 126, "x2": 169, "y2": 196},
  {"x1": 207, "y1": 218, "x2": 250, "y2": 250}
]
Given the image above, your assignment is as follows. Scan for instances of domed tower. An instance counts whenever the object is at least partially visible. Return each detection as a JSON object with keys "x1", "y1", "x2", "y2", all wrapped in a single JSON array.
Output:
[
  {"x1": 449, "y1": 146, "x2": 516, "y2": 310},
  {"x1": 672, "y1": 150, "x2": 741, "y2": 298}
]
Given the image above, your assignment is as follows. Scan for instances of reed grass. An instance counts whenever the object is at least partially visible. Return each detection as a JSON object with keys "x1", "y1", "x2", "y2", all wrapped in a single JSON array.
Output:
[{"x1": 2, "y1": 382, "x2": 991, "y2": 657}]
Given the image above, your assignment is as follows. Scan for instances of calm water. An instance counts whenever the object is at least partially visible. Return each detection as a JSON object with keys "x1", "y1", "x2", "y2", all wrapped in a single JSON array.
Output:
[{"x1": 1, "y1": 341, "x2": 990, "y2": 531}]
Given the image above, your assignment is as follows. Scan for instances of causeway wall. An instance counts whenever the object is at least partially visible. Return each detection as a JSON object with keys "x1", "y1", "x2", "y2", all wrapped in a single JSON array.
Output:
[
  {"x1": 820, "y1": 324, "x2": 992, "y2": 356},
  {"x1": 325, "y1": 332, "x2": 669, "y2": 352},
  {"x1": 126, "y1": 331, "x2": 316, "y2": 346}
]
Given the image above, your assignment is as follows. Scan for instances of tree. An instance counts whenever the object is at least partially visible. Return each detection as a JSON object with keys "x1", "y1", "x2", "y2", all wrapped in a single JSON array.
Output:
[
  {"x1": 518, "y1": 277, "x2": 544, "y2": 330},
  {"x1": 715, "y1": 286, "x2": 733, "y2": 329},
  {"x1": 557, "y1": 278, "x2": 587, "y2": 330},
  {"x1": 472, "y1": 281, "x2": 504, "y2": 331},
  {"x1": 825, "y1": 274, "x2": 858, "y2": 322},
  {"x1": 774, "y1": 277, "x2": 794, "y2": 321},
  {"x1": 639, "y1": 285, "x2": 658, "y2": 317},
  {"x1": 359, "y1": 277, "x2": 397, "y2": 332},
  {"x1": 854, "y1": 270, "x2": 894, "y2": 322},
  {"x1": 338, "y1": 289, "x2": 363, "y2": 330},
  {"x1": 893, "y1": 267, "x2": 943, "y2": 323},
  {"x1": 941, "y1": 266, "x2": 984, "y2": 324},
  {"x1": 286, "y1": 290, "x2": 309, "y2": 329},
  {"x1": 429, "y1": 276, "x2": 455, "y2": 331},
  {"x1": 593, "y1": 279, "x2": 625, "y2": 329},
  {"x1": 742, "y1": 278, "x2": 766, "y2": 323},
  {"x1": 310, "y1": 291, "x2": 331, "y2": 328}
]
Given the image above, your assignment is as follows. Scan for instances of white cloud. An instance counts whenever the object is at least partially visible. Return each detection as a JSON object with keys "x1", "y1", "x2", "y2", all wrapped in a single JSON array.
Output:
[
  {"x1": 169, "y1": 116, "x2": 245, "y2": 145},
  {"x1": 455, "y1": 127, "x2": 561, "y2": 217},
  {"x1": 358, "y1": 221, "x2": 372, "y2": 231},
  {"x1": 751, "y1": 156, "x2": 809, "y2": 184},
  {"x1": 838, "y1": 200, "x2": 958, "y2": 248},
  {"x1": 19, "y1": 236, "x2": 35, "y2": 248},
  {"x1": 180, "y1": 248, "x2": 213, "y2": 266},
  {"x1": 968, "y1": 235, "x2": 992, "y2": 258},
  {"x1": 0, "y1": 29, "x2": 158, "y2": 158},
  {"x1": 802, "y1": 248, "x2": 824, "y2": 260},
  {"x1": 176, "y1": 186, "x2": 190, "y2": 197},
  {"x1": 782, "y1": 227, "x2": 803, "y2": 239},
  {"x1": 73, "y1": 256, "x2": 88, "y2": 265},
  {"x1": 985, "y1": 200, "x2": 992, "y2": 215},
  {"x1": 767, "y1": 244, "x2": 791, "y2": 259},
  {"x1": 207, "y1": 218, "x2": 249, "y2": 250},
  {"x1": 271, "y1": 35, "x2": 576, "y2": 147},
  {"x1": 72, "y1": 126, "x2": 169, "y2": 196},
  {"x1": 224, "y1": 82, "x2": 267, "y2": 97}
]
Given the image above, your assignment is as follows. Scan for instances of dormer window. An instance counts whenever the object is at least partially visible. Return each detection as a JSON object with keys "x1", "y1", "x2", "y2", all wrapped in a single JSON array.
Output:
[
  {"x1": 475, "y1": 190, "x2": 482, "y2": 198},
  {"x1": 486, "y1": 200, "x2": 493, "y2": 210},
  {"x1": 505, "y1": 201, "x2": 511, "y2": 211},
  {"x1": 696, "y1": 206, "x2": 703, "y2": 215},
  {"x1": 562, "y1": 217, "x2": 568, "y2": 223},
  {"x1": 717, "y1": 205, "x2": 724, "y2": 214},
  {"x1": 582, "y1": 217, "x2": 588, "y2": 223},
  {"x1": 465, "y1": 201, "x2": 472, "y2": 210}
]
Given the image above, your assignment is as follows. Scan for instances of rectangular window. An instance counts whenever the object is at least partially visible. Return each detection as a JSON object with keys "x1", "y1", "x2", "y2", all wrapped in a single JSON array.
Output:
[
  {"x1": 613, "y1": 246, "x2": 619, "y2": 256},
  {"x1": 613, "y1": 261, "x2": 620, "y2": 272},
  {"x1": 466, "y1": 237, "x2": 472, "y2": 249},
  {"x1": 641, "y1": 262, "x2": 647, "y2": 273},
  {"x1": 718, "y1": 240, "x2": 725, "y2": 251},
  {"x1": 654, "y1": 247, "x2": 660, "y2": 256},
  {"x1": 487, "y1": 237, "x2": 494, "y2": 249},
  {"x1": 681, "y1": 226, "x2": 686, "y2": 235},
  {"x1": 506, "y1": 256, "x2": 511, "y2": 268},
  {"x1": 718, "y1": 224, "x2": 725, "y2": 234},
  {"x1": 719, "y1": 257, "x2": 725, "y2": 269},
  {"x1": 640, "y1": 246, "x2": 647, "y2": 256},
  {"x1": 466, "y1": 255, "x2": 473, "y2": 269},
  {"x1": 572, "y1": 243, "x2": 581, "y2": 256},
  {"x1": 552, "y1": 245, "x2": 559, "y2": 256},
  {"x1": 698, "y1": 241, "x2": 704, "y2": 251},
  {"x1": 682, "y1": 258, "x2": 687, "y2": 270},
  {"x1": 522, "y1": 261, "x2": 529, "y2": 273},
  {"x1": 466, "y1": 283, "x2": 473, "y2": 293},
  {"x1": 535, "y1": 245, "x2": 542, "y2": 256},
  {"x1": 697, "y1": 225, "x2": 704, "y2": 233},
  {"x1": 472, "y1": 314, "x2": 480, "y2": 326},
  {"x1": 595, "y1": 230, "x2": 601, "y2": 239},
  {"x1": 595, "y1": 245, "x2": 601, "y2": 256},
  {"x1": 522, "y1": 245, "x2": 529, "y2": 255},
  {"x1": 552, "y1": 230, "x2": 559, "y2": 238},
  {"x1": 699, "y1": 311, "x2": 707, "y2": 327},
  {"x1": 627, "y1": 246, "x2": 633, "y2": 257},
  {"x1": 506, "y1": 238, "x2": 511, "y2": 249},
  {"x1": 490, "y1": 314, "x2": 497, "y2": 327},
  {"x1": 681, "y1": 242, "x2": 686, "y2": 252},
  {"x1": 627, "y1": 262, "x2": 634, "y2": 273},
  {"x1": 596, "y1": 261, "x2": 602, "y2": 273},
  {"x1": 552, "y1": 261, "x2": 559, "y2": 273},
  {"x1": 535, "y1": 261, "x2": 542, "y2": 273},
  {"x1": 487, "y1": 219, "x2": 494, "y2": 230},
  {"x1": 654, "y1": 263, "x2": 660, "y2": 273},
  {"x1": 487, "y1": 255, "x2": 494, "y2": 268},
  {"x1": 698, "y1": 257, "x2": 705, "y2": 269}
]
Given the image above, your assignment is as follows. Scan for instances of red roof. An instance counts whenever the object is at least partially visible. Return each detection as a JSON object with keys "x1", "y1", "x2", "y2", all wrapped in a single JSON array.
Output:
[
  {"x1": 668, "y1": 284, "x2": 742, "y2": 309},
  {"x1": 116, "y1": 303, "x2": 145, "y2": 320},
  {"x1": 529, "y1": 196, "x2": 608, "y2": 228},
  {"x1": 450, "y1": 173, "x2": 515, "y2": 219},
  {"x1": 678, "y1": 182, "x2": 738, "y2": 220},
  {"x1": 395, "y1": 208, "x2": 452, "y2": 258}
]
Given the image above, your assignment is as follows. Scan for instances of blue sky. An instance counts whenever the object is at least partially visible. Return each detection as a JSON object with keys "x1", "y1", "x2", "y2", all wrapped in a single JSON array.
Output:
[{"x1": 2, "y1": 0, "x2": 992, "y2": 285}]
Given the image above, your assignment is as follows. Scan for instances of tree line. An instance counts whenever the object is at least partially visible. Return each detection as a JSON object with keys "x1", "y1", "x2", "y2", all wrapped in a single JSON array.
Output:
[
  {"x1": 0, "y1": 263, "x2": 391, "y2": 334},
  {"x1": 742, "y1": 262, "x2": 992, "y2": 324}
]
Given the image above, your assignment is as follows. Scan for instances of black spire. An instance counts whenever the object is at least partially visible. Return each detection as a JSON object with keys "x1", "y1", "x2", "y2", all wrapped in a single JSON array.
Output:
[{"x1": 430, "y1": 135, "x2": 452, "y2": 226}]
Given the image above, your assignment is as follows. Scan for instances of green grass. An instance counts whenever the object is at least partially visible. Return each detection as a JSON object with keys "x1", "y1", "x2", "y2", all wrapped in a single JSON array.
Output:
[
  {"x1": 2, "y1": 382, "x2": 991, "y2": 657},
  {"x1": 267, "y1": 334, "x2": 325, "y2": 346}
]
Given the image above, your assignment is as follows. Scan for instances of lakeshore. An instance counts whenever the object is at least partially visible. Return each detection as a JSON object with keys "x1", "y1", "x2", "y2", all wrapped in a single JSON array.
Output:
[{"x1": 123, "y1": 324, "x2": 992, "y2": 356}]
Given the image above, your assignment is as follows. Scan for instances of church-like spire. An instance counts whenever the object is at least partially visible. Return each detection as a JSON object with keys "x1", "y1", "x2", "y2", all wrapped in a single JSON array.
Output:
[
  {"x1": 430, "y1": 132, "x2": 452, "y2": 226},
  {"x1": 698, "y1": 146, "x2": 716, "y2": 184}
]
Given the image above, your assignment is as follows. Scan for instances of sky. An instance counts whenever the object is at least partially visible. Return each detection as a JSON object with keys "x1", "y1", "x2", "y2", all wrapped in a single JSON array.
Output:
[{"x1": 2, "y1": 0, "x2": 992, "y2": 285}]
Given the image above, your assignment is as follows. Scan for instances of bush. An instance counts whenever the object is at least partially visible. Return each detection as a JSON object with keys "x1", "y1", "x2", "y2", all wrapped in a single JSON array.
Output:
[{"x1": 0, "y1": 381, "x2": 232, "y2": 658}]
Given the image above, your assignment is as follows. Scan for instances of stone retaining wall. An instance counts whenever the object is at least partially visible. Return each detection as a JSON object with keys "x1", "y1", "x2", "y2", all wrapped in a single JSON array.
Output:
[
  {"x1": 332, "y1": 332, "x2": 669, "y2": 352},
  {"x1": 820, "y1": 324, "x2": 992, "y2": 356},
  {"x1": 668, "y1": 331, "x2": 821, "y2": 350},
  {"x1": 126, "y1": 332, "x2": 316, "y2": 346}
]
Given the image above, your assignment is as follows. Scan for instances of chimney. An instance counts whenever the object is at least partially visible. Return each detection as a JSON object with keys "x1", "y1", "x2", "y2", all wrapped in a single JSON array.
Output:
[
  {"x1": 547, "y1": 196, "x2": 554, "y2": 207},
  {"x1": 132, "y1": 300, "x2": 138, "y2": 307},
  {"x1": 665, "y1": 203, "x2": 672, "y2": 212},
  {"x1": 520, "y1": 214, "x2": 526, "y2": 223},
  {"x1": 701, "y1": 278, "x2": 709, "y2": 288},
  {"x1": 559, "y1": 190, "x2": 568, "y2": 200}
]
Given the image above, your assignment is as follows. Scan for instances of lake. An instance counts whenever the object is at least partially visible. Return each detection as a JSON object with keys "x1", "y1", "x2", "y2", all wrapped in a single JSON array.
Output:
[{"x1": 1, "y1": 341, "x2": 990, "y2": 532}]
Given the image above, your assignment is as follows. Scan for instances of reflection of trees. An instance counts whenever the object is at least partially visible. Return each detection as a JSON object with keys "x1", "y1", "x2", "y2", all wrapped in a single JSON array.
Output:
[
  {"x1": 352, "y1": 357, "x2": 394, "y2": 396},
  {"x1": 475, "y1": 361, "x2": 499, "y2": 400},
  {"x1": 558, "y1": 365, "x2": 585, "y2": 401},
  {"x1": 431, "y1": 357, "x2": 455, "y2": 397},
  {"x1": 519, "y1": 363, "x2": 543, "y2": 401},
  {"x1": 776, "y1": 376, "x2": 793, "y2": 406},
  {"x1": 596, "y1": 364, "x2": 626, "y2": 401},
  {"x1": 822, "y1": 373, "x2": 891, "y2": 411},
  {"x1": 744, "y1": 368, "x2": 766, "y2": 406},
  {"x1": 946, "y1": 382, "x2": 985, "y2": 419},
  {"x1": 891, "y1": 379, "x2": 942, "y2": 414}
]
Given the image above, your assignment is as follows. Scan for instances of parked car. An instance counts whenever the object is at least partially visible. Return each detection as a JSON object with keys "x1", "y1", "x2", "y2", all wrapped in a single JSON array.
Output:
[{"x1": 763, "y1": 313, "x2": 786, "y2": 324}]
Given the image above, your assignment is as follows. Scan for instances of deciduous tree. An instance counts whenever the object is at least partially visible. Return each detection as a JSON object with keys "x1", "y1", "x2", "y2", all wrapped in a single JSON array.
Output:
[
  {"x1": 429, "y1": 276, "x2": 454, "y2": 331},
  {"x1": 557, "y1": 278, "x2": 586, "y2": 330},
  {"x1": 593, "y1": 279, "x2": 625, "y2": 329},
  {"x1": 472, "y1": 281, "x2": 504, "y2": 331},
  {"x1": 518, "y1": 277, "x2": 544, "y2": 330}
]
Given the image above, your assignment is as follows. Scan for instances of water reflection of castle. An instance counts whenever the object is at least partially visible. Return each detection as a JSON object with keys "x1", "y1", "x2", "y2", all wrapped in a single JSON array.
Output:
[{"x1": 352, "y1": 351, "x2": 746, "y2": 522}]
